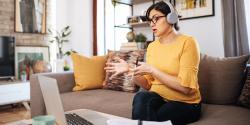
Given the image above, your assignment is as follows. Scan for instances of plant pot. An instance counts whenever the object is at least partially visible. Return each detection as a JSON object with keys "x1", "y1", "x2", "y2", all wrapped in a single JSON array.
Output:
[
  {"x1": 57, "y1": 52, "x2": 64, "y2": 59},
  {"x1": 136, "y1": 42, "x2": 145, "y2": 49}
]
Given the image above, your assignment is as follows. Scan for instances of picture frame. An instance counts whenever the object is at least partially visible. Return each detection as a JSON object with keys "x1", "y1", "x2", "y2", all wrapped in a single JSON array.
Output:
[
  {"x1": 15, "y1": 0, "x2": 46, "y2": 34},
  {"x1": 15, "y1": 46, "x2": 50, "y2": 80},
  {"x1": 174, "y1": 0, "x2": 214, "y2": 20},
  {"x1": 155, "y1": 0, "x2": 174, "y2": 5}
]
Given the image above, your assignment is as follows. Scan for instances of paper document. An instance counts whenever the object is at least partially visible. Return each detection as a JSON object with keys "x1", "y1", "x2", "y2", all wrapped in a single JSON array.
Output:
[{"x1": 107, "y1": 119, "x2": 172, "y2": 125}]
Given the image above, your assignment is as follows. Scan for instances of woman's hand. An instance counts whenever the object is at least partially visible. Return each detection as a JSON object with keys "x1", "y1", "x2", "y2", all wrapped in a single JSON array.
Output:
[
  {"x1": 133, "y1": 62, "x2": 155, "y2": 75},
  {"x1": 133, "y1": 75, "x2": 151, "y2": 90},
  {"x1": 104, "y1": 58, "x2": 129, "y2": 79}
]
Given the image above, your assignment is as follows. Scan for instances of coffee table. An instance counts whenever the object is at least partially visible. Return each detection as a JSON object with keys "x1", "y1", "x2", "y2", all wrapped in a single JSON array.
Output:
[
  {"x1": 6, "y1": 109, "x2": 128, "y2": 125},
  {"x1": 7, "y1": 109, "x2": 172, "y2": 125}
]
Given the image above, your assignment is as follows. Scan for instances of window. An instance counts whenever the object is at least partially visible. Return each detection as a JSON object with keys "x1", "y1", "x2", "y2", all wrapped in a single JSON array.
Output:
[{"x1": 97, "y1": 0, "x2": 131, "y2": 55}]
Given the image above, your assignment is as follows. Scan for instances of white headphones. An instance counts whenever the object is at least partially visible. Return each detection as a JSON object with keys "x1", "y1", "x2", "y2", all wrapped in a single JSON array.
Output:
[{"x1": 165, "y1": 1, "x2": 179, "y2": 24}]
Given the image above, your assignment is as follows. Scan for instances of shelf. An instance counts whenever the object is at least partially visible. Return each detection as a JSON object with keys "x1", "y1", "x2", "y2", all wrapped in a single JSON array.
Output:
[
  {"x1": 132, "y1": 0, "x2": 154, "y2": 4},
  {"x1": 129, "y1": 22, "x2": 149, "y2": 27},
  {"x1": 115, "y1": 22, "x2": 149, "y2": 28},
  {"x1": 114, "y1": 24, "x2": 132, "y2": 29},
  {"x1": 113, "y1": 0, "x2": 153, "y2": 5}
]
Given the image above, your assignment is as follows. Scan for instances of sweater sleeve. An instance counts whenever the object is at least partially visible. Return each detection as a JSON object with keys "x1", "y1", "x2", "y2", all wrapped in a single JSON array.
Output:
[
  {"x1": 143, "y1": 43, "x2": 154, "y2": 85},
  {"x1": 178, "y1": 37, "x2": 200, "y2": 89}
]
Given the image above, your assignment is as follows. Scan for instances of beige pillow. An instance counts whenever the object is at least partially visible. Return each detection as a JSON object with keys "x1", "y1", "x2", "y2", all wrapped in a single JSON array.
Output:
[
  {"x1": 103, "y1": 50, "x2": 145, "y2": 92},
  {"x1": 198, "y1": 54, "x2": 249, "y2": 104}
]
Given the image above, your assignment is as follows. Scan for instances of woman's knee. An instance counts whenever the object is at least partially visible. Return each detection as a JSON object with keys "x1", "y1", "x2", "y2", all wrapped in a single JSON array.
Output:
[
  {"x1": 132, "y1": 91, "x2": 153, "y2": 120},
  {"x1": 133, "y1": 91, "x2": 157, "y2": 105},
  {"x1": 133, "y1": 91, "x2": 148, "y2": 102}
]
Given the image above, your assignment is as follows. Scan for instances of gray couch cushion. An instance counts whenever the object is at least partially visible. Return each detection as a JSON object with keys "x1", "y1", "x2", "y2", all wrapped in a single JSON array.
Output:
[
  {"x1": 60, "y1": 89, "x2": 135, "y2": 118},
  {"x1": 198, "y1": 54, "x2": 249, "y2": 104},
  {"x1": 190, "y1": 104, "x2": 250, "y2": 125}
]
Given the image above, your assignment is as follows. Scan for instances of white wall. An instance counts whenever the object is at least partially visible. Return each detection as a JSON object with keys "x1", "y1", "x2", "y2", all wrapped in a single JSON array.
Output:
[
  {"x1": 245, "y1": 0, "x2": 250, "y2": 50},
  {"x1": 56, "y1": 0, "x2": 93, "y2": 56},
  {"x1": 179, "y1": 0, "x2": 224, "y2": 57},
  {"x1": 134, "y1": 0, "x2": 224, "y2": 57}
]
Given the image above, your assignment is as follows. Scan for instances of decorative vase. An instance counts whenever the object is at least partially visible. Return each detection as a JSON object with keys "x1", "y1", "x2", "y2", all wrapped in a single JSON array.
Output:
[
  {"x1": 57, "y1": 47, "x2": 64, "y2": 59},
  {"x1": 20, "y1": 72, "x2": 27, "y2": 82},
  {"x1": 57, "y1": 53, "x2": 64, "y2": 59},
  {"x1": 126, "y1": 31, "x2": 135, "y2": 42},
  {"x1": 32, "y1": 60, "x2": 52, "y2": 73}
]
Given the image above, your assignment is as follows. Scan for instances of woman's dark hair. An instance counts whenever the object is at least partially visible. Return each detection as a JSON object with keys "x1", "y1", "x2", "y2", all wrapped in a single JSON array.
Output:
[{"x1": 146, "y1": 1, "x2": 179, "y2": 31}]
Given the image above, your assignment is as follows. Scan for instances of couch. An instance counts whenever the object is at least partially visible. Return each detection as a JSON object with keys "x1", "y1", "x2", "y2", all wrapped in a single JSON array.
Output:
[{"x1": 30, "y1": 55, "x2": 250, "y2": 125}]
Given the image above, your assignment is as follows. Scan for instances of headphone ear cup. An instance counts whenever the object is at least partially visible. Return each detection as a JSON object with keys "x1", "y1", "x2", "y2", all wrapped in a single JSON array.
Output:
[{"x1": 166, "y1": 12, "x2": 178, "y2": 24}]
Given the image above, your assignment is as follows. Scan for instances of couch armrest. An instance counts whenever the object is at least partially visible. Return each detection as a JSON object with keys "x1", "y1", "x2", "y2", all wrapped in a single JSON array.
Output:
[{"x1": 30, "y1": 72, "x2": 75, "y2": 117}]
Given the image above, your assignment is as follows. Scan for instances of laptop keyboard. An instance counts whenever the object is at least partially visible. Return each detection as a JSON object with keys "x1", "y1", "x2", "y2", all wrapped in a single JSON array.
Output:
[{"x1": 65, "y1": 113, "x2": 94, "y2": 125}]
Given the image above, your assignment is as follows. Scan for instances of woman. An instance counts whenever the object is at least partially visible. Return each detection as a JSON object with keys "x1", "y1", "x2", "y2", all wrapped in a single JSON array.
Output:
[{"x1": 105, "y1": 1, "x2": 201, "y2": 125}]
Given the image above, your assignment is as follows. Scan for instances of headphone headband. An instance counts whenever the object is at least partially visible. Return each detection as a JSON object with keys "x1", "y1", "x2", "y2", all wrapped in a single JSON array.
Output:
[
  {"x1": 165, "y1": 1, "x2": 175, "y2": 14},
  {"x1": 164, "y1": 1, "x2": 178, "y2": 24}
]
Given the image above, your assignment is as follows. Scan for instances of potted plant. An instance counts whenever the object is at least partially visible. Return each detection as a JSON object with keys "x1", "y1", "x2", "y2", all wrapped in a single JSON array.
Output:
[
  {"x1": 63, "y1": 49, "x2": 77, "y2": 71},
  {"x1": 48, "y1": 26, "x2": 72, "y2": 59},
  {"x1": 135, "y1": 33, "x2": 147, "y2": 49}
]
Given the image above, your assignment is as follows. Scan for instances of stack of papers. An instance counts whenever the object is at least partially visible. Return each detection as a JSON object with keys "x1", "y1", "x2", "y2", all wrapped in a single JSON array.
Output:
[{"x1": 107, "y1": 119, "x2": 172, "y2": 125}]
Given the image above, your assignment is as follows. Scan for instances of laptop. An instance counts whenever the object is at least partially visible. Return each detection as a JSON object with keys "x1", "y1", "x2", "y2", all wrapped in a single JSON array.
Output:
[{"x1": 38, "y1": 76, "x2": 93, "y2": 125}]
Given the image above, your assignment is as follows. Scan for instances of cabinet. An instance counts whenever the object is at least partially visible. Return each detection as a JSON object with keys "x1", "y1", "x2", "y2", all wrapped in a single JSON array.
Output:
[
  {"x1": 113, "y1": 0, "x2": 156, "y2": 43},
  {"x1": 0, "y1": 81, "x2": 30, "y2": 110}
]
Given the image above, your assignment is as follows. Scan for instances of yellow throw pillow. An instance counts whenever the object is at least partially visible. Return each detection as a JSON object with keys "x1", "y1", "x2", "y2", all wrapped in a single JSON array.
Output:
[{"x1": 71, "y1": 53, "x2": 107, "y2": 91}]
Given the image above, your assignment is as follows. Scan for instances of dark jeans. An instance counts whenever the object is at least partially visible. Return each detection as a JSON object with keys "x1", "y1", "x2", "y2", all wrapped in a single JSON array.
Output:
[{"x1": 132, "y1": 91, "x2": 201, "y2": 125}]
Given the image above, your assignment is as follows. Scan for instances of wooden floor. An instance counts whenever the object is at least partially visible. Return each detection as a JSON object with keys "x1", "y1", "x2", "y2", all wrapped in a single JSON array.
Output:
[{"x1": 0, "y1": 104, "x2": 30, "y2": 124}]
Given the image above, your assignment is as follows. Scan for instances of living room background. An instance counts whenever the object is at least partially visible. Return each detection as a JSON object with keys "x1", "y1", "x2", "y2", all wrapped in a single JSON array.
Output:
[
  {"x1": 56, "y1": 0, "x2": 93, "y2": 56},
  {"x1": 0, "y1": 0, "x2": 249, "y2": 60},
  {"x1": 94, "y1": 0, "x2": 224, "y2": 57},
  {"x1": 0, "y1": 0, "x2": 56, "y2": 58}
]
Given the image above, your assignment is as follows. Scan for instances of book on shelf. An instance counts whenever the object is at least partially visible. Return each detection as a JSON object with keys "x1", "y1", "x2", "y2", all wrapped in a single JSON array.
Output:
[{"x1": 120, "y1": 42, "x2": 138, "y2": 51}]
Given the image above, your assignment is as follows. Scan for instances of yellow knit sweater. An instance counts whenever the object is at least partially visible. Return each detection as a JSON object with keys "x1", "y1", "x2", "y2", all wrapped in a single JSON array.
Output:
[{"x1": 144, "y1": 34, "x2": 201, "y2": 104}]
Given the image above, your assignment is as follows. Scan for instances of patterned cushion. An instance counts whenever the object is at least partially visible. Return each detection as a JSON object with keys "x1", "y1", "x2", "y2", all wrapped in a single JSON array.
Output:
[
  {"x1": 238, "y1": 66, "x2": 250, "y2": 109},
  {"x1": 103, "y1": 50, "x2": 145, "y2": 92}
]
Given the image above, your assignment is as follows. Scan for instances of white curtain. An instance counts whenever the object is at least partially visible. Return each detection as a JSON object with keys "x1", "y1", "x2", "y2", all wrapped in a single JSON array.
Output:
[{"x1": 245, "y1": 0, "x2": 250, "y2": 50}]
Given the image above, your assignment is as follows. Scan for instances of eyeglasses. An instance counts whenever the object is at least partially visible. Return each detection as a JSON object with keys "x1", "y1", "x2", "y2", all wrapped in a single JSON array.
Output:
[{"x1": 147, "y1": 16, "x2": 166, "y2": 25}]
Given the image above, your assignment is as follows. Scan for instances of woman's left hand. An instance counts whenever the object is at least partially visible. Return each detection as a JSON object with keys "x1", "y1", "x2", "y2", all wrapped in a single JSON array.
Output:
[{"x1": 133, "y1": 62, "x2": 155, "y2": 75}]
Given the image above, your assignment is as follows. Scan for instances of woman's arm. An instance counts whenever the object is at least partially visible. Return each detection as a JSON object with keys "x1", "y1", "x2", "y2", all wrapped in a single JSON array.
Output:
[
  {"x1": 104, "y1": 58, "x2": 152, "y2": 90},
  {"x1": 132, "y1": 75, "x2": 151, "y2": 90},
  {"x1": 134, "y1": 62, "x2": 193, "y2": 95},
  {"x1": 150, "y1": 67, "x2": 193, "y2": 95}
]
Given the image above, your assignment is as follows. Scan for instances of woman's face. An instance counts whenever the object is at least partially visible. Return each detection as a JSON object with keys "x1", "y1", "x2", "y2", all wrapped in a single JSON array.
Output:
[{"x1": 148, "y1": 9, "x2": 171, "y2": 37}]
